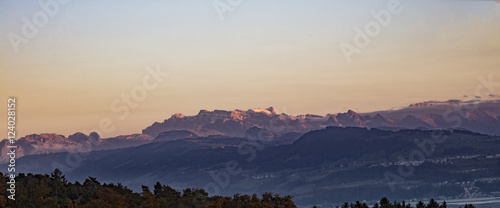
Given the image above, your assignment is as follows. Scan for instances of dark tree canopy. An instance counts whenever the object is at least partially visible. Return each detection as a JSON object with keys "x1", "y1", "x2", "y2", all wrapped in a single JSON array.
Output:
[
  {"x1": 0, "y1": 169, "x2": 477, "y2": 208},
  {"x1": 0, "y1": 169, "x2": 297, "y2": 208}
]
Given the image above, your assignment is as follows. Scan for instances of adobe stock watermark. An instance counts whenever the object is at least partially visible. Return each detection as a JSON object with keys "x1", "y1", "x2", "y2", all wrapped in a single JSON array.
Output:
[
  {"x1": 213, "y1": 0, "x2": 243, "y2": 21},
  {"x1": 51, "y1": 65, "x2": 168, "y2": 173},
  {"x1": 340, "y1": 0, "x2": 403, "y2": 64},
  {"x1": 203, "y1": 107, "x2": 291, "y2": 195},
  {"x1": 384, "y1": 74, "x2": 500, "y2": 192},
  {"x1": 7, "y1": 0, "x2": 70, "y2": 54}
]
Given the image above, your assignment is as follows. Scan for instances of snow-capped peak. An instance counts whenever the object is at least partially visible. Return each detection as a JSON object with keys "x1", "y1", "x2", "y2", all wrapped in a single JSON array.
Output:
[{"x1": 250, "y1": 108, "x2": 273, "y2": 115}]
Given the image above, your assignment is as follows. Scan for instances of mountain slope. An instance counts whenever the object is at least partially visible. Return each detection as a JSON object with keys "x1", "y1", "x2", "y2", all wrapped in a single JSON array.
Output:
[
  {"x1": 0, "y1": 133, "x2": 153, "y2": 163},
  {"x1": 13, "y1": 127, "x2": 500, "y2": 206},
  {"x1": 4, "y1": 100, "x2": 499, "y2": 164},
  {"x1": 143, "y1": 100, "x2": 500, "y2": 138}
]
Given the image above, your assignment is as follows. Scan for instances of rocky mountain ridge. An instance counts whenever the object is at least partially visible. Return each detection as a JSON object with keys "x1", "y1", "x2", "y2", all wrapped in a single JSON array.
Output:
[
  {"x1": 0, "y1": 132, "x2": 153, "y2": 163},
  {"x1": 2, "y1": 100, "x2": 499, "y2": 162},
  {"x1": 142, "y1": 100, "x2": 500, "y2": 138}
]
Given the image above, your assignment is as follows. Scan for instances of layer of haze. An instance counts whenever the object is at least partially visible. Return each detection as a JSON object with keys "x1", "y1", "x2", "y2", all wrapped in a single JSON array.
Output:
[{"x1": 1, "y1": 0, "x2": 499, "y2": 138}]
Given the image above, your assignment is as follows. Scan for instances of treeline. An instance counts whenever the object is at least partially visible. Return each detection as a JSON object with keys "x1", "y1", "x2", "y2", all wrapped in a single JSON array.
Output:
[
  {"x1": 0, "y1": 169, "x2": 478, "y2": 208},
  {"x1": 0, "y1": 169, "x2": 296, "y2": 208},
  {"x1": 325, "y1": 197, "x2": 476, "y2": 208}
]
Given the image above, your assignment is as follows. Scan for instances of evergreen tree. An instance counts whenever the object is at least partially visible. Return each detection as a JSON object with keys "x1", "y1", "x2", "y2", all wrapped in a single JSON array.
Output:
[
  {"x1": 379, "y1": 197, "x2": 392, "y2": 208},
  {"x1": 427, "y1": 198, "x2": 439, "y2": 208},
  {"x1": 439, "y1": 201, "x2": 447, "y2": 208},
  {"x1": 140, "y1": 185, "x2": 160, "y2": 208}
]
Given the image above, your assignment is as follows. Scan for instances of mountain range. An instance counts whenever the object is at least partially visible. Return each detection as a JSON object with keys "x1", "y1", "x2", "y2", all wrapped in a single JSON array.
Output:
[
  {"x1": 0, "y1": 132, "x2": 153, "y2": 163},
  {"x1": 11, "y1": 127, "x2": 500, "y2": 207},
  {"x1": 2, "y1": 99, "x2": 500, "y2": 206},
  {"x1": 2, "y1": 100, "x2": 499, "y2": 163},
  {"x1": 143, "y1": 100, "x2": 500, "y2": 138}
]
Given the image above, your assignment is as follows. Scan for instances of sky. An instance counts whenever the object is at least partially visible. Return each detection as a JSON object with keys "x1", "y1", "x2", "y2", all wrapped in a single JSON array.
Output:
[{"x1": 1, "y1": 0, "x2": 499, "y2": 139}]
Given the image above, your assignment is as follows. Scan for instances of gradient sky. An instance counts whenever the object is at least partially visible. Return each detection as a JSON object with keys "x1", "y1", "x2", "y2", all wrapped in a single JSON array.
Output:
[{"x1": 1, "y1": 0, "x2": 499, "y2": 138}]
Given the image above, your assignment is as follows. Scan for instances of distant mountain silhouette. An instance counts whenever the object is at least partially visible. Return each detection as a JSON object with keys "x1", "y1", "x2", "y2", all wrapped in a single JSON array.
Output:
[
  {"x1": 143, "y1": 100, "x2": 500, "y2": 138},
  {"x1": 12, "y1": 127, "x2": 500, "y2": 206},
  {"x1": 2, "y1": 100, "x2": 499, "y2": 163},
  {"x1": 0, "y1": 132, "x2": 153, "y2": 163}
]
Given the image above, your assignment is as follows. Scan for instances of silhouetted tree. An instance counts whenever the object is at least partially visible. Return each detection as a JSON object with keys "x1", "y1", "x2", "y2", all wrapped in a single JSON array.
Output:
[
  {"x1": 439, "y1": 201, "x2": 447, "y2": 208},
  {"x1": 416, "y1": 201, "x2": 425, "y2": 208},
  {"x1": 140, "y1": 185, "x2": 160, "y2": 208},
  {"x1": 427, "y1": 198, "x2": 439, "y2": 208}
]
